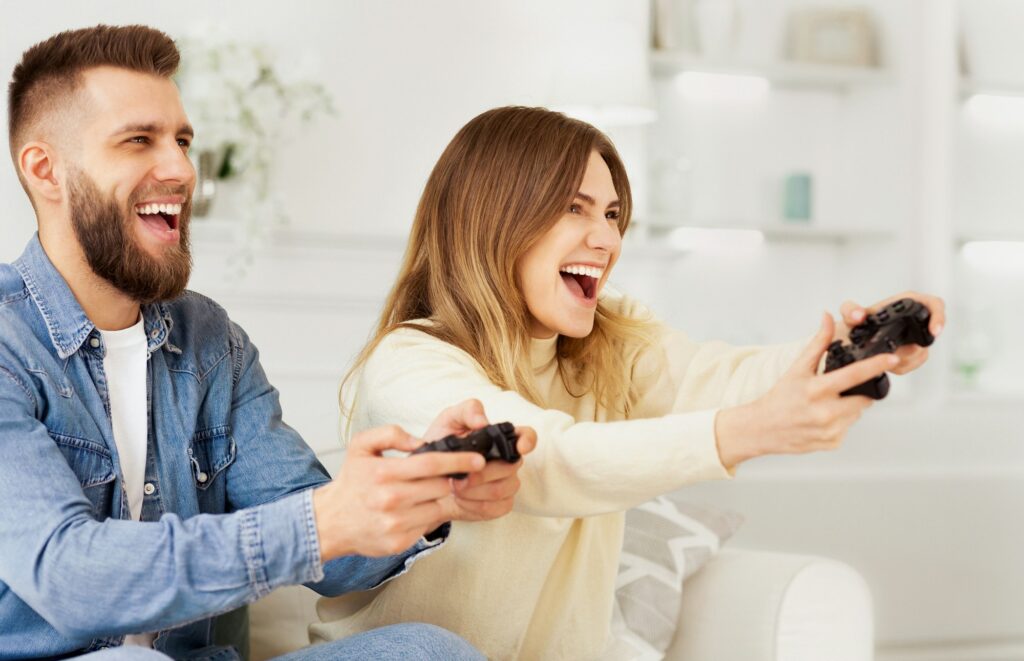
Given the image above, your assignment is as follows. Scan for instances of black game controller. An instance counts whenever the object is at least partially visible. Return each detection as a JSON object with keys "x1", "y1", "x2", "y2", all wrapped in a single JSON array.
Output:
[
  {"x1": 824, "y1": 298, "x2": 935, "y2": 400},
  {"x1": 410, "y1": 422, "x2": 521, "y2": 479}
]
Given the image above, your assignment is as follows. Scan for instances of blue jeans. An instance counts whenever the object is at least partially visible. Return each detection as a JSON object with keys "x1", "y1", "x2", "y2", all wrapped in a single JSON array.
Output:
[{"x1": 78, "y1": 623, "x2": 484, "y2": 661}]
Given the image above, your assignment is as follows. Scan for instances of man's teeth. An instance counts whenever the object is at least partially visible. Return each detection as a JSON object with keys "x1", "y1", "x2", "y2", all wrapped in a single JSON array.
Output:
[
  {"x1": 559, "y1": 265, "x2": 604, "y2": 279},
  {"x1": 135, "y1": 203, "x2": 182, "y2": 215}
]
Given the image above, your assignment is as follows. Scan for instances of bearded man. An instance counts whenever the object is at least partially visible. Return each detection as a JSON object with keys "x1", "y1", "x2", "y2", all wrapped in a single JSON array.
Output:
[{"x1": 0, "y1": 24, "x2": 534, "y2": 660}]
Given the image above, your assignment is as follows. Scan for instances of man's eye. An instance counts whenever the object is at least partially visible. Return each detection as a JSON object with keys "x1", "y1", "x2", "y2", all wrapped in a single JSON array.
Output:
[
  {"x1": 128, "y1": 136, "x2": 149, "y2": 145},
  {"x1": 177, "y1": 138, "x2": 191, "y2": 148}
]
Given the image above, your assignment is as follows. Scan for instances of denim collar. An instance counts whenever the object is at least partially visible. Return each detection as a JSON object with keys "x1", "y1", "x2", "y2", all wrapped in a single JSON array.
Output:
[{"x1": 12, "y1": 234, "x2": 173, "y2": 359}]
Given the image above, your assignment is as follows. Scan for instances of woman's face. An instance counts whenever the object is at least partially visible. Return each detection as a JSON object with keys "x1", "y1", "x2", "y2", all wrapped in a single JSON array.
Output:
[{"x1": 518, "y1": 150, "x2": 623, "y2": 339}]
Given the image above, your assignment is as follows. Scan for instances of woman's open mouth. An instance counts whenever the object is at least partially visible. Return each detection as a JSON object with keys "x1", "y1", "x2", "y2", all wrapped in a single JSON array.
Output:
[
  {"x1": 559, "y1": 264, "x2": 603, "y2": 305},
  {"x1": 134, "y1": 202, "x2": 182, "y2": 242}
]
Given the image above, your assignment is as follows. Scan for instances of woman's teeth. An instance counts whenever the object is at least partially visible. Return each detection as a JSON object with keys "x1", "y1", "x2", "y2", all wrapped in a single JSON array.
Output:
[
  {"x1": 559, "y1": 264, "x2": 604, "y2": 279},
  {"x1": 135, "y1": 202, "x2": 183, "y2": 215}
]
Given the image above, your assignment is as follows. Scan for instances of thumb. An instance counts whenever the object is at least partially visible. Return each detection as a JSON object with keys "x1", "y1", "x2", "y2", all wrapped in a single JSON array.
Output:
[{"x1": 789, "y1": 312, "x2": 835, "y2": 375}]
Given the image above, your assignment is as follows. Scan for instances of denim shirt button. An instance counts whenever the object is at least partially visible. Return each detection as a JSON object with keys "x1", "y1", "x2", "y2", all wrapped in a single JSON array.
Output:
[
  {"x1": 150, "y1": 329, "x2": 160, "y2": 339},
  {"x1": 89, "y1": 337, "x2": 100, "y2": 348},
  {"x1": 197, "y1": 472, "x2": 208, "y2": 484},
  {"x1": 143, "y1": 482, "x2": 156, "y2": 495}
]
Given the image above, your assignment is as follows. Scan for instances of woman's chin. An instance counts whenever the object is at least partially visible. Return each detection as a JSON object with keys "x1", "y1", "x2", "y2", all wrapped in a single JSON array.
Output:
[{"x1": 553, "y1": 317, "x2": 596, "y2": 339}]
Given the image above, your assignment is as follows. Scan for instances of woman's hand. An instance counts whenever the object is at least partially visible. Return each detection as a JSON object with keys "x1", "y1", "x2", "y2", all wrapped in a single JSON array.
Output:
[
  {"x1": 834, "y1": 291, "x2": 945, "y2": 375},
  {"x1": 421, "y1": 398, "x2": 537, "y2": 524},
  {"x1": 441, "y1": 426, "x2": 537, "y2": 522},
  {"x1": 715, "y1": 312, "x2": 897, "y2": 470},
  {"x1": 313, "y1": 424, "x2": 485, "y2": 560}
]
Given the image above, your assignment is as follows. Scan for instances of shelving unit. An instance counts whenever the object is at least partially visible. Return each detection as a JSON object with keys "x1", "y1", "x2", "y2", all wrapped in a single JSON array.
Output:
[
  {"x1": 959, "y1": 76, "x2": 1024, "y2": 98},
  {"x1": 650, "y1": 51, "x2": 891, "y2": 92},
  {"x1": 633, "y1": 220, "x2": 893, "y2": 246}
]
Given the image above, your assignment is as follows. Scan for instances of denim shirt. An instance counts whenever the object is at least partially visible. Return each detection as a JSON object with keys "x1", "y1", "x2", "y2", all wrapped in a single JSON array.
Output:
[{"x1": 0, "y1": 236, "x2": 447, "y2": 660}]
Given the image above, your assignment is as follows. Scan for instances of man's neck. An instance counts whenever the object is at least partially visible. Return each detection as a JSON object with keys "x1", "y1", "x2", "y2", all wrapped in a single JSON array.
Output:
[{"x1": 38, "y1": 225, "x2": 141, "y2": 331}]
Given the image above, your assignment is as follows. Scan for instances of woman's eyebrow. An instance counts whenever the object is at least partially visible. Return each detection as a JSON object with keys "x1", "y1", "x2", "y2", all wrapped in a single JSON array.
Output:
[{"x1": 575, "y1": 191, "x2": 620, "y2": 208}]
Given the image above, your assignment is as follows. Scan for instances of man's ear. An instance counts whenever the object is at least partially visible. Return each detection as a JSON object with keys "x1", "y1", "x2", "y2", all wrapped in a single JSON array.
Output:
[{"x1": 19, "y1": 142, "x2": 64, "y2": 205}]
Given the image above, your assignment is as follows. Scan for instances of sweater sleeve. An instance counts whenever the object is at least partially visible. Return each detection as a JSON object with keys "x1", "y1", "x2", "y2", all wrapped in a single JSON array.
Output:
[
  {"x1": 617, "y1": 295, "x2": 805, "y2": 419},
  {"x1": 347, "y1": 336, "x2": 679, "y2": 518}
]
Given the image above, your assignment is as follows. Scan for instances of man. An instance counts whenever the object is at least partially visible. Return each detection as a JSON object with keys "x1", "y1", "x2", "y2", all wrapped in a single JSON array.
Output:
[{"x1": 0, "y1": 25, "x2": 535, "y2": 660}]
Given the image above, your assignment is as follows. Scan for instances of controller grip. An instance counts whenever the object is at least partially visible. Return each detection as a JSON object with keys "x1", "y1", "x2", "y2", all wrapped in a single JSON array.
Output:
[{"x1": 842, "y1": 372, "x2": 890, "y2": 400}]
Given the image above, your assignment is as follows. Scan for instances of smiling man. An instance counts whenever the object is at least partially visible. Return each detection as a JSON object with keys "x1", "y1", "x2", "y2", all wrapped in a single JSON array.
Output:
[{"x1": 0, "y1": 25, "x2": 534, "y2": 660}]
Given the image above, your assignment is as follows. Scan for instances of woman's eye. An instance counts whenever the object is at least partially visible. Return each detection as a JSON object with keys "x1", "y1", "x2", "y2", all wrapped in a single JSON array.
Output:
[
  {"x1": 177, "y1": 138, "x2": 191, "y2": 148},
  {"x1": 606, "y1": 210, "x2": 620, "y2": 221},
  {"x1": 569, "y1": 203, "x2": 582, "y2": 214}
]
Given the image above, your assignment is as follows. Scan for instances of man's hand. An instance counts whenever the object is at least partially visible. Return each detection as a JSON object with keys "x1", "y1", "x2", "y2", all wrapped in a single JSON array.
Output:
[
  {"x1": 834, "y1": 291, "x2": 945, "y2": 375},
  {"x1": 716, "y1": 312, "x2": 895, "y2": 470},
  {"x1": 312, "y1": 425, "x2": 485, "y2": 561}
]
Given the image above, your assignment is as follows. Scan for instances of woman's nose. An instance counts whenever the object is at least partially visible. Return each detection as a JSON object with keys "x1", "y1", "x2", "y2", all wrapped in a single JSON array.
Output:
[{"x1": 586, "y1": 216, "x2": 622, "y2": 252}]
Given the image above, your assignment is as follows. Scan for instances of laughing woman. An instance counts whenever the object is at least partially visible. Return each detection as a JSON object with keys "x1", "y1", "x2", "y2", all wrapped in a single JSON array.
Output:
[{"x1": 311, "y1": 106, "x2": 943, "y2": 659}]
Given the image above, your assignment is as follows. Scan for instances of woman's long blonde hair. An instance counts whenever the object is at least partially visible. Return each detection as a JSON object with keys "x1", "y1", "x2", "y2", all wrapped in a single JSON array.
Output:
[{"x1": 343, "y1": 106, "x2": 653, "y2": 418}]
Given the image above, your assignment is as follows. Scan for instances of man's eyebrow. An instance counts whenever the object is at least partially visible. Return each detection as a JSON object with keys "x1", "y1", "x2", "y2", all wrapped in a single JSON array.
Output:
[
  {"x1": 575, "y1": 191, "x2": 620, "y2": 208},
  {"x1": 111, "y1": 123, "x2": 195, "y2": 138}
]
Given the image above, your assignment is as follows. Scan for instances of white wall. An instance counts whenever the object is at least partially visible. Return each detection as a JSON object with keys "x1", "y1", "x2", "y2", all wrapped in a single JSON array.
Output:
[{"x1": 2, "y1": 1, "x2": 1022, "y2": 657}]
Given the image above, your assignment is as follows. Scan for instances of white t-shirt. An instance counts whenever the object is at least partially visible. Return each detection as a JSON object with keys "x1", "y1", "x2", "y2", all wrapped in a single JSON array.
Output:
[{"x1": 99, "y1": 316, "x2": 154, "y2": 647}]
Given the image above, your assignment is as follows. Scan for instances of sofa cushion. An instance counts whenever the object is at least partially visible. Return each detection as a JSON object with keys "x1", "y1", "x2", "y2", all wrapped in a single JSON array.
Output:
[{"x1": 613, "y1": 496, "x2": 744, "y2": 657}]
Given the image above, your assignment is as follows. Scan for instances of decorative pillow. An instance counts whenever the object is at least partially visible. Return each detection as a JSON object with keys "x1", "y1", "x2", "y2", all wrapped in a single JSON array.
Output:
[{"x1": 613, "y1": 495, "x2": 744, "y2": 659}]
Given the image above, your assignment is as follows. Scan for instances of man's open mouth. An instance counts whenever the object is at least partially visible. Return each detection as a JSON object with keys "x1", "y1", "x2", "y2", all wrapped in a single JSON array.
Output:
[
  {"x1": 134, "y1": 202, "x2": 181, "y2": 233},
  {"x1": 559, "y1": 264, "x2": 604, "y2": 302}
]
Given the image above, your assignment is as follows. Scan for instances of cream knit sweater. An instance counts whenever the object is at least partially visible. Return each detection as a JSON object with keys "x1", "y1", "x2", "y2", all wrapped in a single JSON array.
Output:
[{"x1": 310, "y1": 293, "x2": 802, "y2": 659}]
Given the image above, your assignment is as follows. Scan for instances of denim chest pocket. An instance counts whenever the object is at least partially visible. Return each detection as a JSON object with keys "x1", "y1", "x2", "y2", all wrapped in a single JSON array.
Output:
[
  {"x1": 50, "y1": 433, "x2": 116, "y2": 520},
  {"x1": 188, "y1": 427, "x2": 236, "y2": 512}
]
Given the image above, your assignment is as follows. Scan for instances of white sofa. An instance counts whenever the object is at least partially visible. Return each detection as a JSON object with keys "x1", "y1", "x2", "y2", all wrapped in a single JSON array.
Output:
[{"x1": 248, "y1": 547, "x2": 874, "y2": 661}]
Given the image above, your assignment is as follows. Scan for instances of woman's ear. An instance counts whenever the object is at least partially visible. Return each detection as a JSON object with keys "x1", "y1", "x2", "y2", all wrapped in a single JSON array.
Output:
[{"x1": 19, "y1": 141, "x2": 64, "y2": 205}]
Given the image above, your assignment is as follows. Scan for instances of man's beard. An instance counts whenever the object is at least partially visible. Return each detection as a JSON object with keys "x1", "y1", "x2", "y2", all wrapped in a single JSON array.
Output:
[{"x1": 67, "y1": 168, "x2": 193, "y2": 305}]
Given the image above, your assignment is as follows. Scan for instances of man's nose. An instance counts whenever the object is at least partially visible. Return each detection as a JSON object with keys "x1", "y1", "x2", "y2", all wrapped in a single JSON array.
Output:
[{"x1": 152, "y1": 141, "x2": 195, "y2": 187}]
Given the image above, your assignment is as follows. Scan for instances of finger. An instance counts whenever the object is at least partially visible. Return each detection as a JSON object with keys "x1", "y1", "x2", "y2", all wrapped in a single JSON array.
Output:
[
  {"x1": 890, "y1": 346, "x2": 928, "y2": 375},
  {"x1": 790, "y1": 312, "x2": 835, "y2": 375},
  {"x1": 449, "y1": 497, "x2": 514, "y2": 522},
  {"x1": 367, "y1": 477, "x2": 455, "y2": 510},
  {"x1": 424, "y1": 399, "x2": 490, "y2": 440},
  {"x1": 514, "y1": 427, "x2": 538, "y2": 456},
  {"x1": 820, "y1": 352, "x2": 898, "y2": 395},
  {"x1": 455, "y1": 459, "x2": 520, "y2": 489},
  {"x1": 387, "y1": 451, "x2": 486, "y2": 481},
  {"x1": 349, "y1": 425, "x2": 419, "y2": 457},
  {"x1": 840, "y1": 300, "x2": 866, "y2": 327},
  {"x1": 454, "y1": 474, "x2": 520, "y2": 502},
  {"x1": 923, "y1": 295, "x2": 946, "y2": 337}
]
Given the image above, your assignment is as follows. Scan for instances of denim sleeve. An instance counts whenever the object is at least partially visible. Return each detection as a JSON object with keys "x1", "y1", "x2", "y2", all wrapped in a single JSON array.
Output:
[
  {"x1": 222, "y1": 322, "x2": 448, "y2": 596},
  {"x1": 309, "y1": 523, "x2": 452, "y2": 597},
  {"x1": 0, "y1": 366, "x2": 323, "y2": 639}
]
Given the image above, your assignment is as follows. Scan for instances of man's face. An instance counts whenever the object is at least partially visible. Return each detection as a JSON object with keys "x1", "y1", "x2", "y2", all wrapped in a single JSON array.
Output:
[{"x1": 66, "y1": 66, "x2": 196, "y2": 303}]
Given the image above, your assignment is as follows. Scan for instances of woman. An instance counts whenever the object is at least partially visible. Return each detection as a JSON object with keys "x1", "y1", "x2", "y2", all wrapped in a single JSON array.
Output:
[{"x1": 311, "y1": 106, "x2": 943, "y2": 659}]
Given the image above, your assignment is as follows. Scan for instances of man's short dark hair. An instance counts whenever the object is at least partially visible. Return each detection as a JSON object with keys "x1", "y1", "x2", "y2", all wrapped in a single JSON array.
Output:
[{"x1": 7, "y1": 24, "x2": 180, "y2": 164}]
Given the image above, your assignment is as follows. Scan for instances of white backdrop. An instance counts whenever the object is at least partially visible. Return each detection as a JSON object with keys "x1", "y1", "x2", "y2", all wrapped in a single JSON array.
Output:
[{"x1": 2, "y1": 2, "x2": 1021, "y2": 657}]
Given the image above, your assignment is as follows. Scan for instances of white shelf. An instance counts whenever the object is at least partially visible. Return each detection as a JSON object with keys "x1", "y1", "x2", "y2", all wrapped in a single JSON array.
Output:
[
  {"x1": 959, "y1": 77, "x2": 1024, "y2": 98},
  {"x1": 954, "y1": 228, "x2": 1024, "y2": 244},
  {"x1": 634, "y1": 220, "x2": 893, "y2": 244},
  {"x1": 650, "y1": 51, "x2": 891, "y2": 91}
]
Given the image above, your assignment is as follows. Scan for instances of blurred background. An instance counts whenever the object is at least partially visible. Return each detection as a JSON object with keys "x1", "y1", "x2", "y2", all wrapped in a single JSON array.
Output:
[{"x1": 1, "y1": 1, "x2": 1021, "y2": 658}]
